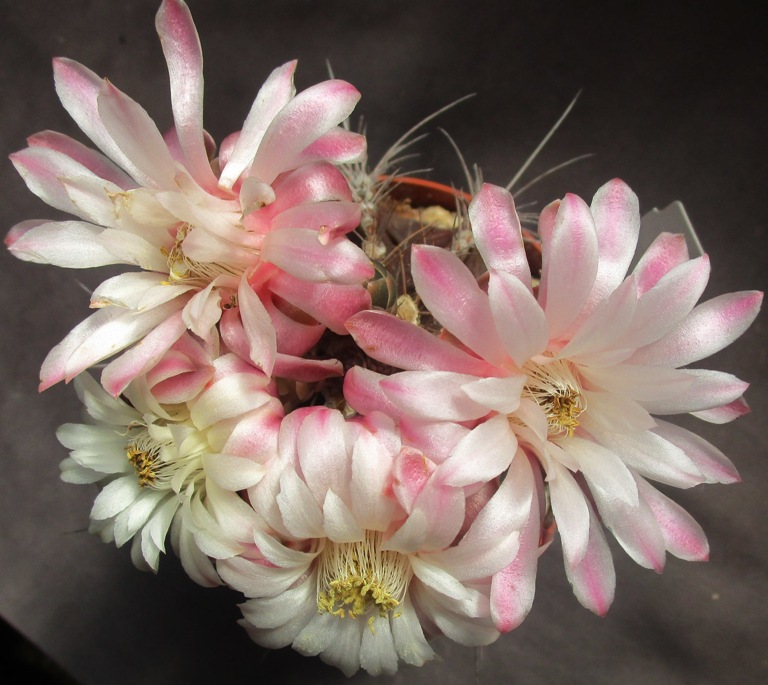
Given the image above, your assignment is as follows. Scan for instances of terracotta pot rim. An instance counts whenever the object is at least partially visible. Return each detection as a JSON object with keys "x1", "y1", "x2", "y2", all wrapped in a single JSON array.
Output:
[{"x1": 377, "y1": 174, "x2": 473, "y2": 204}]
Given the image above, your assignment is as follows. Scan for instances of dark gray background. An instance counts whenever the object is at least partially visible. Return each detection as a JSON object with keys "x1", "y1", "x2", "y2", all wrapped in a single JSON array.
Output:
[{"x1": 1, "y1": 1, "x2": 766, "y2": 683}]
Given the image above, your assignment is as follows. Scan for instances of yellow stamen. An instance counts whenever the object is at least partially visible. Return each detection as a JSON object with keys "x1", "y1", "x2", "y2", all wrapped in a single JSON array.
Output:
[
  {"x1": 125, "y1": 427, "x2": 205, "y2": 492},
  {"x1": 317, "y1": 531, "x2": 412, "y2": 626},
  {"x1": 523, "y1": 358, "x2": 586, "y2": 437}
]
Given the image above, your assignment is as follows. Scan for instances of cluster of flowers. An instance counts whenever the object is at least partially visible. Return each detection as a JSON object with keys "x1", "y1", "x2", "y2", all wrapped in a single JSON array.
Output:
[{"x1": 6, "y1": 0, "x2": 762, "y2": 676}]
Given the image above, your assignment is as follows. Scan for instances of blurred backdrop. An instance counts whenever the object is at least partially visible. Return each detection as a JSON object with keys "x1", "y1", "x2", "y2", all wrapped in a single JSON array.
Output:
[{"x1": 1, "y1": 1, "x2": 766, "y2": 683}]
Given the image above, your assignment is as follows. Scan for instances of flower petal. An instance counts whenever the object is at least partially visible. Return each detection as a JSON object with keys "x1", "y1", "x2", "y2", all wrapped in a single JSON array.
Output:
[
  {"x1": 52, "y1": 57, "x2": 148, "y2": 183},
  {"x1": 538, "y1": 193, "x2": 599, "y2": 340},
  {"x1": 563, "y1": 503, "x2": 615, "y2": 616},
  {"x1": 261, "y1": 228, "x2": 373, "y2": 284},
  {"x1": 380, "y1": 370, "x2": 490, "y2": 422},
  {"x1": 96, "y1": 80, "x2": 178, "y2": 189},
  {"x1": 6, "y1": 220, "x2": 122, "y2": 268},
  {"x1": 632, "y1": 232, "x2": 689, "y2": 296},
  {"x1": 470, "y1": 183, "x2": 531, "y2": 286},
  {"x1": 347, "y1": 310, "x2": 494, "y2": 375},
  {"x1": 218, "y1": 60, "x2": 297, "y2": 189},
  {"x1": 412, "y1": 244, "x2": 506, "y2": 365},
  {"x1": 155, "y1": 0, "x2": 219, "y2": 192},
  {"x1": 237, "y1": 277, "x2": 277, "y2": 376},
  {"x1": 583, "y1": 179, "x2": 640, "y2": 312},
  {"x1": 439, "y1": 414, "x2": 517, "y2": 487},
  {"x1": 488, "y1": 269, "x2": 549, "y2": 366},
  {"x1": 630, "y1": 290, "x2": 763, "y2": 368},
  {"x1": 249, "y1": 80, "x2": 361, "y2": 184}
]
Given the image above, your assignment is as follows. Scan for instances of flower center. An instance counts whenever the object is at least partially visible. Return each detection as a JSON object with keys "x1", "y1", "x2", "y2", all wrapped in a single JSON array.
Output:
[
  {"x1": 523, "y1": 358, "x2": 586, "y2": 437},
  {"x1": 162, "y1": 224, "x2": 244, "y2": 288},
  {"x1": 125, "y1": 425, "x2": 206, "y2": 492},
  {"x1": 317, "y1": 531, "x2": 412, "y2": 622}
]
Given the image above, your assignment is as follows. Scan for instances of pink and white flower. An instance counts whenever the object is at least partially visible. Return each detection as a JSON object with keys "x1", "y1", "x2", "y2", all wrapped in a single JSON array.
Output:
[
  {"x1": 216, "y1": 406, "x2": 529, "y2": 676},
  {"x1": 6, "y1": 0, "x2": 372, "y2": 392},
  {"x1": 58, "y1": 352, "x2": 283, "y2": 586},
  {"x1": 346, "y1": 179, "x2": 762, "y2": 616}
]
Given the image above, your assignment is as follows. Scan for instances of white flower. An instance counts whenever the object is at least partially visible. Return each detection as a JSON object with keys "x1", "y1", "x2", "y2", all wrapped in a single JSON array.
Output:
[
  {"x1": 216, "y1": 407, "x2": 524, "y2": 676},
  {"x1": 58, "y1": 353, "x2": 283, "y2": 585}
]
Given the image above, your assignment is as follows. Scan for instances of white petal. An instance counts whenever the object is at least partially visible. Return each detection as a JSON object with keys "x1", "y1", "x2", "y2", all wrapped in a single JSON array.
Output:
[
  {"x1": 440, "y1": 414, "x2": 517, "y2": 487},
  {"x1": 90, "y1": 475, "x2": 141, "y2": 520},
  {"x1": 202, "y1": 453, "x2": 266, "y2": 491},
  {"x1": 461, "y1": 374, "x2": 526, "y2": 414},
  {"x1": 322, "y1": 490, "x2": 364, "y2": 542}
]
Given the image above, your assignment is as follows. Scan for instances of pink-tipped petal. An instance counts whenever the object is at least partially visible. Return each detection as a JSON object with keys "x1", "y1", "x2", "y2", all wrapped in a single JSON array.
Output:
[
  {"x1": 261, "y1": 228, "x2": 373, "y2": 285},
  {"x1": 6, "y1": 220, "x2": 121, "y2": 268},
  {"x1": 590, "y1": 481, "x2": 666, "y2": 573},
  {"x1": 652, "y1": 420, "x2": 741, "y2": 484},
  {"x1": 11, "y1": 146, "x2": 93, "y2": 217},
  {"x1": 218, "y1": 60, "x2": 297, "y2": 190},
  {"x1": 563, "y1": 504, "x2": 616, "y2": 616},
  {"x1": 392, "y1": 447, "x2": 435, "y2": 513},
  {"x1": 639, "y1": 368, "x2": 749, "y2": 415},
  {"x1": 690, "y1": 397, "x2": 751, "y2": 424},
  {"x1": 100, "y1": 310, "x2": 188, "y2": 396},
  {"x1": 488, "y1": 269, "x2": 549, "y2": 366},
  {"x1": 40, "y1": 299, "x2": 184, "y2": 390},
  {"x1": 619, "y1": 254, "x2": 711, "y2": 350},
  {"x1": 265, "y1": 162, "x2": 353, "y2": 214},
  {"x1": 27, "y1": 130, "x2": 136, "y2": 188},
  {"x1": 412, "y1": 244, "x2": 506, "y2": 365},
  {"x1": 587, "y1": 424, "x2": 704, "y2": 489},
  {"x1": 636, "y1": 477, "x2": 709, "y2": 562},
  {"x1": 262, "y1": 293, "x2": 324, "y2": 356},
  {"x1": 271, "y1": 200, "x2": 361, "y2": 239},
  {"x1": 293, "y1": 128, "x2": 366, "y2": 168},
  {"x1": 343, "y1": 367, "x2": 403, "y2": 420},
  {"x1": 268, "y1": 272, "x2": 371, "y2": 335},
  {"x1": 52, "y1": 57, "x2": 146, "y2": 182},
  {"x1": 346, "y1": 310, "x2": 493, "y2": 375},
  {"x1": 380, "y1": 370, "x2": 490, "y2": 422},
  {"x1": 538, "y1": 193, "x2": 599, "y2": 340},
  {"x1": 149, "y1": 357, "x2": 213, "y2": 404},
  {"x1": 630, "y1": 290, "x2": 763, "y2": 368},
  {"x1": 96, "y1": 80, "x2": 178, "y2": 190},
  {"x1": 632, "y1": 232, "x2": 690, "y2": 296},
  {"x1": 5, "y1": 220, "x2": 45, "y2": 249},
  {"x1": 155, "y1": 0, "x2": 219, "y2": 192},
  {"x1": 249, "y1": 80, "x2": 361, "y2": 184},
  {"x1": 584, "y1": 179, "x2": 641, "y2": 310},
  {"x1": 469, "y1": 184, "x2": 531, "y2": 286},
  {"x1": 490, "y1": 454, "x2": 543, "y2": 631},
  {"x1": 220, "y1": 403, "x2": 282, "y2": 461}
]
